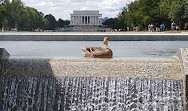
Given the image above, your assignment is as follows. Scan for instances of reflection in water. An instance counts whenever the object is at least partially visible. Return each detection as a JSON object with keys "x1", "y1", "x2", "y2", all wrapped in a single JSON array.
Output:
[{"x1": 2, "y1": 76, "x2": 183, "y2": 110}]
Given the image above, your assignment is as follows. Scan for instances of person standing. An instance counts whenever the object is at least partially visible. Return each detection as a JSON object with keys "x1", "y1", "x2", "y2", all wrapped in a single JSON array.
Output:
[
  {"x1": 176, "y1": 25, "x2": 180, "y2": 31},
  {"x1": 171, "y1": 21, "x2": 176, "y2": 31},
  {"x1": 133, "y1": 27, "x2": 136, "y2": 32},
  {"x1": 136, "y1": 26, "x2": 139, "y2": 31},
  {"x1": 148, "y1": 24, "x2": 151, "y2": 32},
  {"x1": 156, "y1": 23, "x2": 159, "y2": 32},
  {"x1": 127, "y1": 26, "x2": 129, "y2": 31},
  {"x1": 150, "y1": 24, "x2": 154, "y2": 32},
  {"x1": 160, "y1": 24, "x2": 164, "y2": 31},
  {"x1": 184, "y1": 23, "x2": 187, "y2": 30}
]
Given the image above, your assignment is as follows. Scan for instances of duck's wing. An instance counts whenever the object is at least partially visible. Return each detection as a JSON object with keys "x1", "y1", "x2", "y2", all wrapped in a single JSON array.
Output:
[
  {"x1": 92, "y1": 47, "x2": 113, "y2": 58},
  {"x1": 85, "y1": 47, "x2": 103, "y2": 52},
  {"x1": 81, "y1": 47, "x2": 102, "y2": 57},
  {"x1": 91, "y1": 49, "x2": 108, "y2": 58}
]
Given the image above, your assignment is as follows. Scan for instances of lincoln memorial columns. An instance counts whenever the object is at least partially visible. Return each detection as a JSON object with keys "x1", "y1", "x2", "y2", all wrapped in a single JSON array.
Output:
[{"x1": 70, "y1": 10, "x2": 102, "y2": 26}]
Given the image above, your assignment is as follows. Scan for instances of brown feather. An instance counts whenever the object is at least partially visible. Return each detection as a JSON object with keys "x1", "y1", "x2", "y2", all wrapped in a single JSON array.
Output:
[{"x1": 82, "y1": 37, "x2": 113, "y2": 58}]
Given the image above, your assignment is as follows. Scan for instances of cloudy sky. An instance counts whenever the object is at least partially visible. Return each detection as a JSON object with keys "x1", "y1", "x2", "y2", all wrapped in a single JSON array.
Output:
[{"x1": 21, "y1": 0, "x2": 134, "y2": 20}]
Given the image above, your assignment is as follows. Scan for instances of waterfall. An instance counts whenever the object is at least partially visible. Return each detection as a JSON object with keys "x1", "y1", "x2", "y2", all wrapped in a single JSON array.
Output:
[{"x1": 1, "y1": 76, "x2": 183, "y2": 111}]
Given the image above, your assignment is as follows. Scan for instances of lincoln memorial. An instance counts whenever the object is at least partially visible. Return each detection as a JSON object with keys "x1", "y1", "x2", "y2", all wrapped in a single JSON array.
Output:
[{"x1": 70, "y1": 10, "x2": 102, "y2": 26}]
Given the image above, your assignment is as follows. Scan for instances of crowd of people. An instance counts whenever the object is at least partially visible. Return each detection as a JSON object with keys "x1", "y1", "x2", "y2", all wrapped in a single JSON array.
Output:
[
  {"x1": 124, "y1": 22, "x2": 187, "y2": 32},
  {"x1": 148, "y1": 23, "x2": 165, "y2": 32},
  {"x1": 147, "y1": 22, "x2": 187, "y2": 32}
]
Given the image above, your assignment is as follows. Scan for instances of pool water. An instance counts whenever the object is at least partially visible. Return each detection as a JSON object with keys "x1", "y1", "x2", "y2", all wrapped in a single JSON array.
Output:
[{"x1": 0, "y1": 41, "x2": 188, "y2": 59}]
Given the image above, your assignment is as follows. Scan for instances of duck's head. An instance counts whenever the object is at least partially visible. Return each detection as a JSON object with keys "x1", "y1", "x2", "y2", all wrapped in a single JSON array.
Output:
[{"x1": 104, "y1": 37, "x2": 109, "y2": 46}]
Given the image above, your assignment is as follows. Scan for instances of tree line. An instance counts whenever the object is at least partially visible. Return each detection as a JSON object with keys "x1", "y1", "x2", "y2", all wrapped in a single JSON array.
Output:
[
  {"x1": 0, "y1": 0, "x2": 69, "y2": 31},
  {"x1": 103, "y1": 0, "x2": 188, "y2": 31},
  {"x1": 1, "y1": 0, "x2": 187, "y2": 31}
]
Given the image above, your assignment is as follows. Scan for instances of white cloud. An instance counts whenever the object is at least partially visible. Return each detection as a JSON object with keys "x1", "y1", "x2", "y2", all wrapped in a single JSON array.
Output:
[{"x1": 22, "y1": 0, "x2": 134, "y2": 20}]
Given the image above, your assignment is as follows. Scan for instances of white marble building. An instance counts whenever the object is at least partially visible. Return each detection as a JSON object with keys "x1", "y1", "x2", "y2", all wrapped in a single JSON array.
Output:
[{"x1": 70, "y1": 10, "x2": 103, "y2": 26}]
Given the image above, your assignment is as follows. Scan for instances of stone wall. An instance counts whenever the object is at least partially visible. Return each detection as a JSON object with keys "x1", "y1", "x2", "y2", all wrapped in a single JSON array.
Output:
[
  {"x1": 0, "y1": 48, "x2": 10, "y2": 110},
  {"x1": 2, "y1": 58, "x2": 182, "y2": 80},
  {"x1": 0, "y1": 34, "x2": 188, "y2": 41},
  {"x1": 174, "y1": 48, "x2": 188, "y2": 110},
  {"x1": 0, "y1": 48, "x2": 10, "y2": 82}
]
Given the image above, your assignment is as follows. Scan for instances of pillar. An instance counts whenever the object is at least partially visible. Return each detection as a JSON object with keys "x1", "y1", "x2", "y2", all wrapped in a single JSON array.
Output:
[
  {"x1": 79, "y1": 16, "x2": 81, "y2": 24},
  {"x1": 81, "y1": 16, "x2": 82, "y2": 24},
  {"x1": 84, "y1": 16, "x2": 85, "y2": 24},
  {"x1": 75, "y1": 16, "x2": 78, "y2": 24},
  {"x1": 91, "y1": 16, "x2": 93, "y2": 24},
  {"x1": 75, "y1": 16, "x2": 76, "y2": 24},
  {"x1": 73, "y1": 16, "x2": 75, "y2": 25},
  {"x1": 77, "y1": 16, "x2": 79, "y2": 24},
  {"x1": 87, "y1": 16, "x2": 89, "y2": 24},
  {"x1": 97, "y1": 16, "x2": 99, "y2": 24},
  {"x1": 71, "y1": 16, "x2": 73, "y2": 25},
  {"x1": 98, "y1": 17, "x2": 100, "y2": 24},
  {"x1": 94, "y1": 16, "x2": 95, "y2": 24},
  {"x1": 95, "y1": 16, "x2": 97, "y2": 25},
  {"x1": 86, "y1": 16, "x2": 87, "y2": 24}
]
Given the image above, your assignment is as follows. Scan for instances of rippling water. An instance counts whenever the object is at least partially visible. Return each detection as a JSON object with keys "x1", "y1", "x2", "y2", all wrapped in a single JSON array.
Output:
[{"x1": 0, "y1": 41, "x2": 188, "y2": 58}]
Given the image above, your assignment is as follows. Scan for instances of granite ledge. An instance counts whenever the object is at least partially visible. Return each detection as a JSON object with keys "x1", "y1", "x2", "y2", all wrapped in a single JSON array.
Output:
[{"x1": 2, "y1": 58, "x2": 182, "y2": 80}]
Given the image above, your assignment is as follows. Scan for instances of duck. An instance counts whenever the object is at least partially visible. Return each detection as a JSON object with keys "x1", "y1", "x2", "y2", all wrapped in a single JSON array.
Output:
[{"x1": 82, "y1": 37, "x2": 113, "y2": 58}]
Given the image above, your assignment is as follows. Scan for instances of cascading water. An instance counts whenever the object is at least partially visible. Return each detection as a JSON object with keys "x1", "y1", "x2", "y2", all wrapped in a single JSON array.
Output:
[{"x1": 1, "y1": 76, "x2": 183, "y2": 111}]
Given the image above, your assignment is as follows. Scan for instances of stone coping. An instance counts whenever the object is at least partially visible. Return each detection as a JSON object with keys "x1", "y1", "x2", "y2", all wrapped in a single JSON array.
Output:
[
  {"x1": 2, "y1": 58, "x2": 182, "y2": 80},
  {"x1": 0, "y1": 32, "x2": 188, "y2": 35},
  {"x1": 0, "y1": 34, "x2": 188, "y2": 41}
]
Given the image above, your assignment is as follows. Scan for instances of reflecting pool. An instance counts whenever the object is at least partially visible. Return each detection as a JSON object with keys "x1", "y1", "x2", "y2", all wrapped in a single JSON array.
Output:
[{"x1": 0, "y1": 41, "x2": 188, "y2": 59}]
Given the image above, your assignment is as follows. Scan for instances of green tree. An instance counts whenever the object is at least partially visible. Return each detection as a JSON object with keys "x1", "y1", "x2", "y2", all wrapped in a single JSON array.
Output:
[
  {"x1": 103, "y1": 18, "x2": 120, "y2": 29},
  {"x1": 0, "y1": 0, "x2": 10, "y2": 29},
  {"x1": 118, "y1": 7, "x2": 128, "y2": 30},
  {"x1": 44, "y1": 14, "x2": 57, "y2": 30},
  {"x1": 18, "y1": 7, "x2": 45, "y2": 31},
  {"x1": 0, "y1": 0, "x2": 4, "y2": 28},
  {"x1": 57, "y1": 19, "x2": 70, "y2": 28},
  {"x1": 0, "y1": 0, "x2": 58, "y2": 31},
  {"x1": 57, "y1": 19, "x2": 64, "y2": 28},
  {"x1": 138, "y1": 0, "x2": 160, "y2": 28},
  {"x1": 168, "y1": 0, "x2": 186, "y2": 23},
  {"x1": 116, "y1": 0, "x2": 188, "y2": 30},
  {"x1": 10, "y1": 0, "x2": 24, "y2": 28},
  {"x1": 185, "y1": 0, "x2": 188, "y2": 21},
  {"x1": 64, "y1": 20, "x2": 70, "y2": 26}
]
